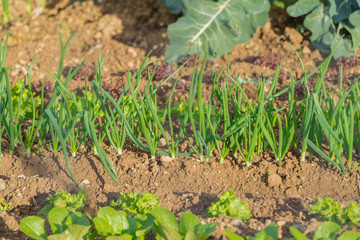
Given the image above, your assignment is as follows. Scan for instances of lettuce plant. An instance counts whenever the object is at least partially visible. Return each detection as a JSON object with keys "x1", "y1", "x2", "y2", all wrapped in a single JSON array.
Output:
[
  {"x1": 93, "y1": 206, "x2": 140, "y2": 239},
  {"x1": 309, "y1": 197, "x2": 360, "y2": 226},
  {"x1": 38, "y1": 189, "x2": 87, "y2": 216},
  {"x1": 20, "y1": 207, "x2": 93, "y2": 240},
  {"x1": 11, "y1": 81, "x2": 41, "y2": 119},
  {"x1": 225, "y1": 223, "x2": 278, "y2": 240},
  {"x1": 290, "y1": 221, "x2": 360, "y2": 240},
  {"x1": 110, "y1": 191, "x2": 161, "y2": 215},
  {"x1": 206, "y1": 189, "x2": 251, "y2": 221},
  {"x1": 287, "y1": 0, "x2": 360, "y2": 59},
  {"x1": 225, "y1": 221, "x2": 360, "y2": 240},
  {"x1": 151, "y1": 207, "x2": 217, "y2": 240}
]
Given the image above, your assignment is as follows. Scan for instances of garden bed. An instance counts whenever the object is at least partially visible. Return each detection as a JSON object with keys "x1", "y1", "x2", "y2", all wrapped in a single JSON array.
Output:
[{"x1": 1, "y1": 0, "x2": 360, "y2": 239}]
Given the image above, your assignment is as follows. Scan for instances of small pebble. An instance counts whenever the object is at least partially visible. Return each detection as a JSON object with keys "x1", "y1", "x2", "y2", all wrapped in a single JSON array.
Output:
[
  {"x1": 79, "y1": 179, "x2": 90, "y2": 188},
  {"x1": 231, "y1": 218, "x2": 242, "y2": 227},
  {"x1": 160, "y1": 155, "x2": 173, "y2": 163},
  {"x1": 0, "y1": 182, "x2": 5, "y2": 191},
  {"x1": 158, "y1": 138, "x2": 167, "y2": 147}
]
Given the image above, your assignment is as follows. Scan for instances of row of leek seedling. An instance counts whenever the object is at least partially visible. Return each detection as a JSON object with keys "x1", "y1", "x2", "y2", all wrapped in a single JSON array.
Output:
[{"x1": 0, "y1": 33, "x2": 360, "y2": 185}]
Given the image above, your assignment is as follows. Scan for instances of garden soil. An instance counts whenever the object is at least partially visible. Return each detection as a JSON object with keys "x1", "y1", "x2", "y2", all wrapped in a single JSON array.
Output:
[{"x1": 1, "y1": 0, "x2": 360, "y2": 239}]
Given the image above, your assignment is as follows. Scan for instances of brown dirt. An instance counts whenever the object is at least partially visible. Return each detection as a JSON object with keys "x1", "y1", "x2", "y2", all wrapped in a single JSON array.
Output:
[{"x1": 1, "y1": 0, "x2": 360, "y2": 239}]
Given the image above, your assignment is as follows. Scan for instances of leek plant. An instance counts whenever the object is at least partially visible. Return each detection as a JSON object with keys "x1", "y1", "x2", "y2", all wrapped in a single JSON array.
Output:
[
  {"x1": 26, "y1": 0, "x2": 31, "y2": 13},
  {"x1": 261, "y1": 70, "x2": 296, "y2": 162},
  {"x1": 352, "y1": 81, "x2": 360, "y2": 155},
  {"x1": 211, "y1": 67, "x2": 238, "y2": 163},
  {"x1": 0, "y1": 101, "x2": 4, "y2": 165},
  {"x1": 2, "y1": 30, "x2": 360, "y2": 187},
  {"x1": 125, "y1": 59, "x2": 162, "y2": 160},
  {"x1": 239, "y1": 79, "x2": 265, "y2": 167},
  {"x1": 1, "y1": 57, "x2": 38, "y2": 155},
  {"x1": 1, "y1": 0, "x2": 12, "y2": 25},
  {"x1": 186, "y1": 57, "x2": 211, "y2": 162}
]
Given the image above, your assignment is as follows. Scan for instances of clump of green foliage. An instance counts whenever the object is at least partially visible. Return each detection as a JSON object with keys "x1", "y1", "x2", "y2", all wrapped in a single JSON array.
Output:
[
  {"x1": 20, "y1": 190, "x2": 217, "y2": 240},
  {"x1": 206, "y1": 189, "x2": 251, "y2": 221},
  {"x1": 159, "y1": 0, "x2": 270, "y2": 62},
  {"x1": 21, "y1": 207, "x2": 95, "y2": 240},
  {"x1": 11, "y1": 80, "x2": 41, "y2": 119},
  {"x1": 110, "y1": 191, "x2": 161, "y2": 215},
  {"x1": 38, "y1": 189, "x2": 87, "y2": 216},
  {"x1": 158, "y1": 0, "x2": 360, "y2": 61},
  {"x1": 151, "y1": 207, "x2": 217, "y2": 239},
  {"x1": 287, "y1": 0, "x2": 360, "y2": 59},
  {"x1": 0, "y1": 198, "x2": 11, "y2": 211},
  {"x1": 225, "y1": 221, "x2": 360, "y2": 240},
  {"x1": 309, "y1": 197, "x2": 360, "y2": 226}
]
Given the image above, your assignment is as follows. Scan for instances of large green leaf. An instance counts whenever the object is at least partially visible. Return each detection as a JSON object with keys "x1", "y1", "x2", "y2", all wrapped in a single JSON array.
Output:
[
  {"x1": 165, "y1": 0, "x2": 270, "y2": 62},
  {"x1": 331, "y1": 33, "x2": 352, "y2": 59},
  {"x1": 224, "y1": 228, "x2": 245, "y2": 240},
  {"x1": 179, "y1": 212, "x2": 200, "y2": 235},
  {"x1": 303, "y1": 5, "x2": 335, "y2": 54},
  {"x1": 338, "y1": 231, "x2": 360, "y2": 240},
  {"x1": 329, "y1": 0, "x2": 359, "y2": 23},
  {"x1": 47, "y1": 225, "x2": 91, "y2": 240},
  {"x1": 94, "y1": 207, "x2": 130, "y2": 235},
  {"x1": 248, "y1": 224, "x2": 278, "y2": 240},
  {"x1": 287, "y1": 0, "x2": 360, "y2": 59},
  {"x1": 48, "y1": 207, "x2": 69, "y2": 234},
  {"x1": 287, "y1": 0, "x2": 322, "y2": 17},
  {"x1": 151, "y1": 208, "x2": 179, "y2": 232},
  {"x1": 313, "y1": 222, "x2": 340, "y2": 240},
  {"x1": 289, "y1": 227, "x2": 310, "y2": 240},
  {"x1": 193, "y1": 223, "x2": 217, "y2": 240},
  {"x1": 65, "y1": 212, "x2": 91, "y2": 227},
  {"x1": 345, "y1": 10, "x2": 360, "y2": 50},
  {"x1": 151, "y1": 207, "x2": 182, "y2": 239},
  {"x1": 20, "y1": 216, "x2": 47, "y2": 240}
]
